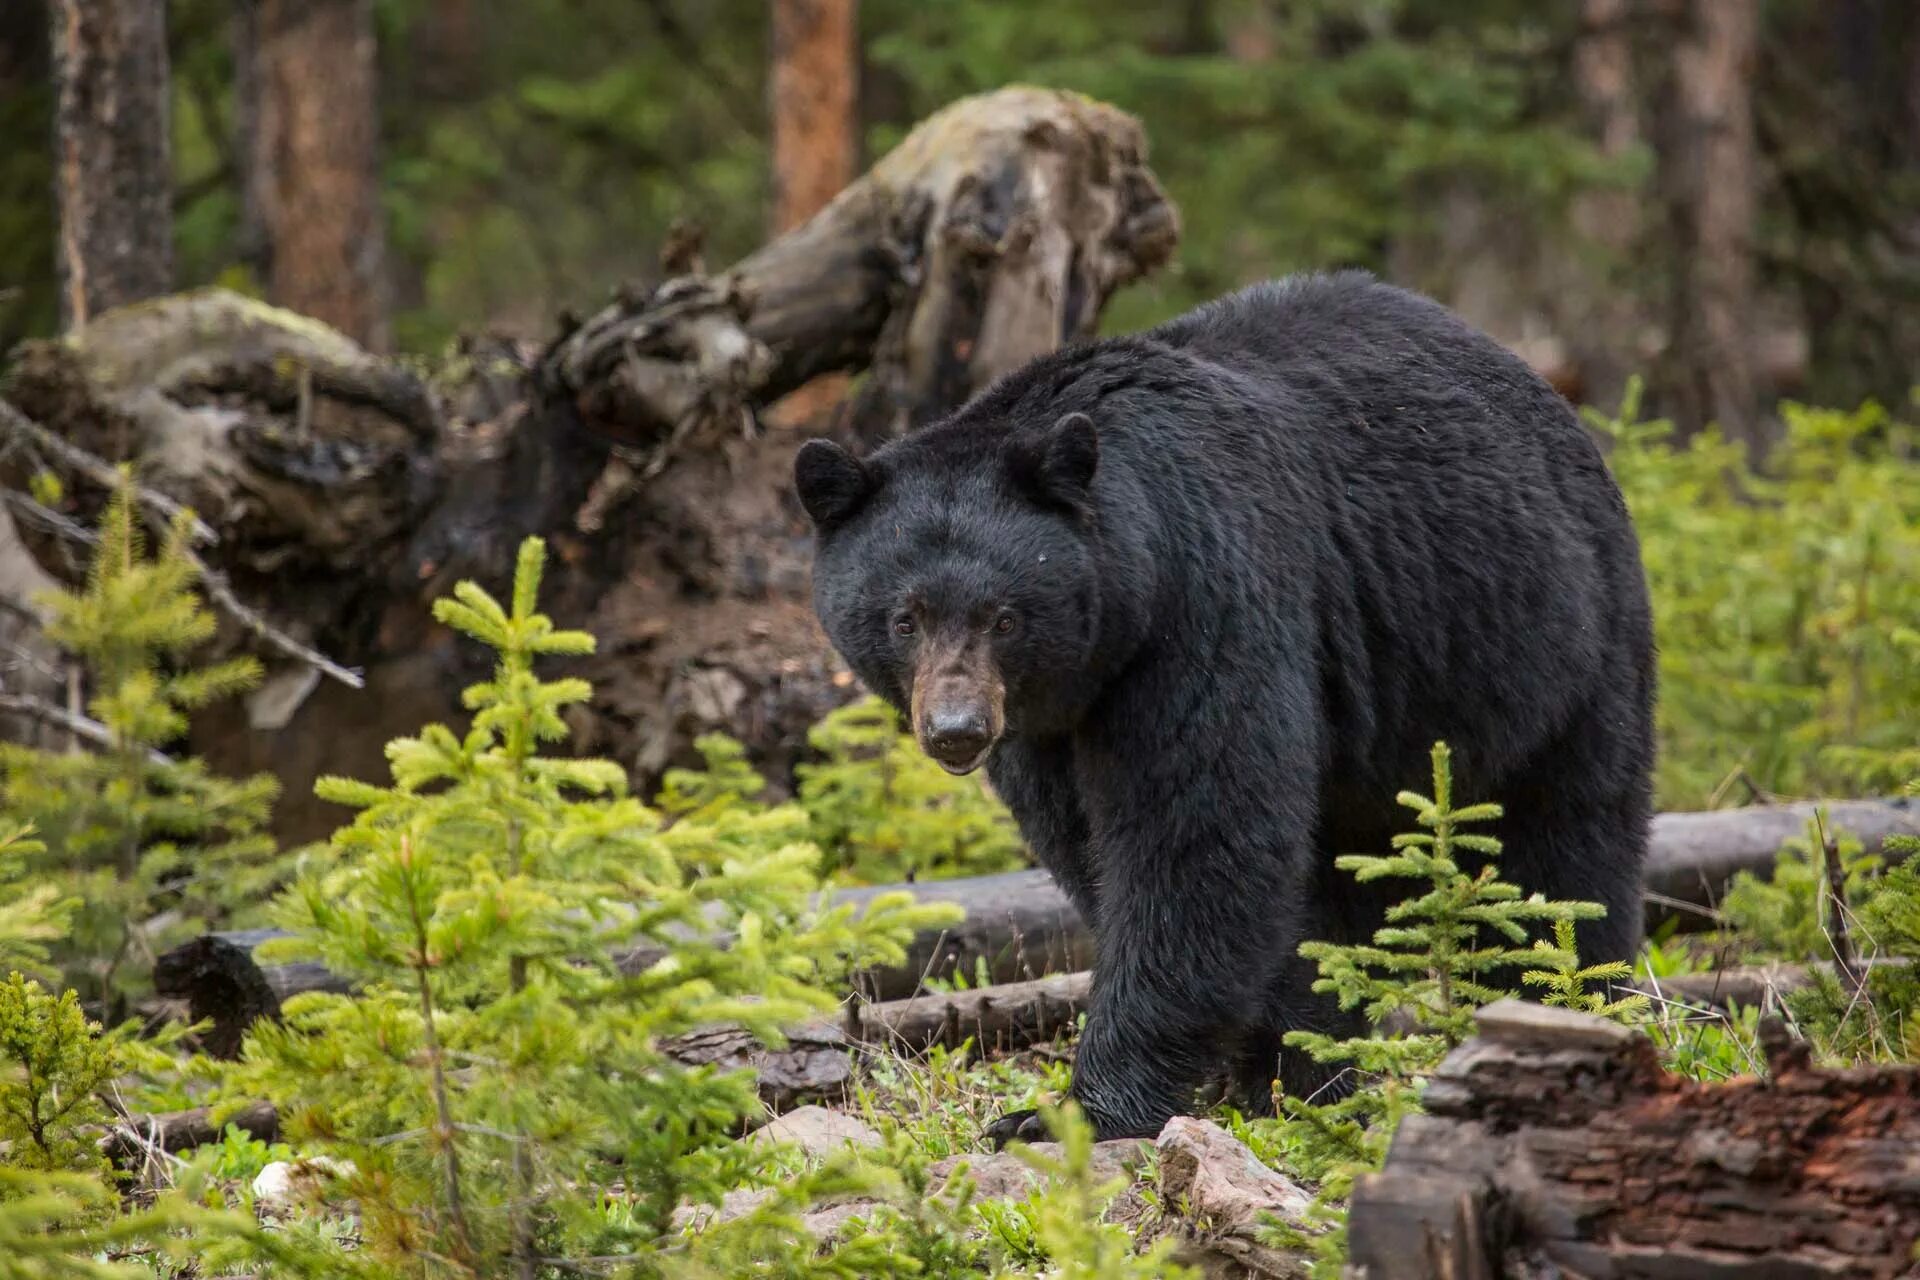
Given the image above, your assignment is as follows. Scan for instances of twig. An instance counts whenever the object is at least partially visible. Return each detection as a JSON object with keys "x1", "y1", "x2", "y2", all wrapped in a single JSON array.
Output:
[
  {"x1": 0, "y1": 398, "x2": 217, "y2": 545},
  {"x1": 0, "y1": 690, "x2": 170, "y2": 767},
  {"x1": 187, "y1": 555, "x2": 364, "y2": 690},
  {"x1": 1817, "y1": 812, "x2": 1865, "y2": 997},
  {"x1": 4, "y1": 487, "x2": 99, "y2": 547},
  {"x1": 5, "y1": 480, "x2": 363, "y2": 690}
]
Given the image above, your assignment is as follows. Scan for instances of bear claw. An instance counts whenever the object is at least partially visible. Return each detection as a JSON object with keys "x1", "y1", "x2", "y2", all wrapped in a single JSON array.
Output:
[{"x1": 984, "y1": 1108, "x2": 1050, "y2": 1150}]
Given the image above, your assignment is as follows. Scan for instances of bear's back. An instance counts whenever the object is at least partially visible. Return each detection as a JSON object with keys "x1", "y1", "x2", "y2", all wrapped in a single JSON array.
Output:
[{"x1": 1145, "y1": 271, "x2": 1578, "y2": 445}]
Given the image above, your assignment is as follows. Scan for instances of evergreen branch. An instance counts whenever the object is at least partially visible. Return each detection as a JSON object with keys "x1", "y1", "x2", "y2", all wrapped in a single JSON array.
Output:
[{"x1": 0, "y1": 397, "x2": 217, "y2": 544}]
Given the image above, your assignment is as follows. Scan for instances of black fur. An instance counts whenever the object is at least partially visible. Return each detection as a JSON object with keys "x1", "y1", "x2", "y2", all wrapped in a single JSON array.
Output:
[{"x1": 798, "y1": 272, "x2": 1656, "y2": 1141}]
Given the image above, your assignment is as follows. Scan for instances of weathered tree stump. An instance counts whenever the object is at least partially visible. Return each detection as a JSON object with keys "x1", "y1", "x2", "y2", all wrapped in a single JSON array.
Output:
[
  {"x1": 0, "y1": 86, "x2": 1177, "y2": 843},
  {"x1": 1347, "y1": 999, "x2": 1920, "y2": 1278}
]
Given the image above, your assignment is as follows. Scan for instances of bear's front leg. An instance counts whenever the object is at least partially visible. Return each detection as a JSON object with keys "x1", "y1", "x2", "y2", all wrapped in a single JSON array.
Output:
[{"x1": 986, "y1": 727, "x2": 1318, "y2": 1147}]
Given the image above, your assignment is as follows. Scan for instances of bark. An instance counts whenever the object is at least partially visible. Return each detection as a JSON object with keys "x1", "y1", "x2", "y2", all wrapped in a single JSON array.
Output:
[
  {"x1": 1661, "y1": 0, "x2": 1765, "y2": 450},
  {"x1": 1561, "y1": 0, "x2": 1650, "y2": 414},
  {"x1": 770, "y1": 0, "x2": 859, "y2": 236},
  {"x1": 145, "y1": 796, "x2": 1920, "y2": 1059},
  {"x1": 242, "y1": 0, "x2": 390, "y2": 350},
  {"x1": 49, "y1": 0, "x2": 173, "y2": 329},
  {"x1": 546, "y1": 85, "x2": 1177, "y2": 451},
  {"x1": 1348, "y1": 999, "x2": 1920, "y2": 1278}
]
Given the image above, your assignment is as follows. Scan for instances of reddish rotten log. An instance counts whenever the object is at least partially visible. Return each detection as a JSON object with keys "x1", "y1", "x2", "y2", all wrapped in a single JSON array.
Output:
[{"x1": 1347, "y1": 1000, "x2": 1920, "y2": 1278}]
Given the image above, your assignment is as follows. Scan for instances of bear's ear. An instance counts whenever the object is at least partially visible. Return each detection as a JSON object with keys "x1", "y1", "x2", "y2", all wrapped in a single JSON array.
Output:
[
  {"x1": 1007, "y1": 411, "x2": 1098, "y2": 515},
  {"x1": 794, "y1": 438, "x2": 878, "y2": 530}
]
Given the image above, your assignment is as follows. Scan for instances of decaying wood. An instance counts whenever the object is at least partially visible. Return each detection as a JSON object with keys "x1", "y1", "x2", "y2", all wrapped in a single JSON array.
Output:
[
  {"x1": 1, "y1": 87, "x2": 1178, "y2": 842},
  {"x1": 0, "y1": 396, "x2": 363, "y2": 689},
  {"x1": 857, "y1": 969, "x2": 1092, "y2": 1054},
  {"x1": 1348, "y1": 999, "x2": 1920, "y2": 1279},
  {"x1": 544, "y1": 85, "x2": 1177, "y2": 452}
]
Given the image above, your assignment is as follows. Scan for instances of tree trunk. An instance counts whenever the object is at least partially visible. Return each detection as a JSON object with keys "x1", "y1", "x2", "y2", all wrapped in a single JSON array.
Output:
[
  {"x1": 766, "y1": 0, "x2": 861, "y2": 427},
  {"x1": 769, "y1": 0, "x2": 859, "y2": 236},
  {"x1": 1561, "y1": 0, "x2": 1649, "y2": 415},
  {"x1": 242, "y1": 0, "x2": 389, "y2": 350},
  {"x1": 49, "y1": 0, "x2": 172, "y2": 330},
  {"x1": 1662, "y1": 0, "x2": 1765, "y2": 450},
  {"x1": 1349, "y1": 1000, "x2": 1920, "y2": 1278}
]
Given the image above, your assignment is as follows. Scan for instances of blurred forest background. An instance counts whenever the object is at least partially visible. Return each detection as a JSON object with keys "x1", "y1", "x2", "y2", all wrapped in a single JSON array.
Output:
[
  {"x1": 1, "y1": 0, "x2": 1916, "y2": 849},
  {"x1": 4, "y1": 0, "x2": 1919, "y2": 446}
]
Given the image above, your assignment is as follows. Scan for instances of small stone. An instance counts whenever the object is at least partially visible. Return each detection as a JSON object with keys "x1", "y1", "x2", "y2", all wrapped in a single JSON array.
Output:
[
  {"x1": 251, "y1": 1156, "x2": 356, "y2": 1221},
  {"x1": 747, "y1": 1105, "x2": 882, "y2": 1158},
  {"x1": 1157, "y1": 1117, "x2": 1312, "y2": 1224},
  {"x1": 1156, "y1": 1117, "x2": 1315, "y2": 1279},
  {"x1": 930, "y1": 1138, "x2": 1146, "y2": 1201}
]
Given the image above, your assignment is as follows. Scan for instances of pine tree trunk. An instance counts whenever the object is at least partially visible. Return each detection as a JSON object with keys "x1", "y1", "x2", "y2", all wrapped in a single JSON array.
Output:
[
  {"x1": 769, "y1": 0, "x2": 859, "y2": 235},
  {"x1": 242, "y1": 0, "x2": 390, "y2": 350},
  {"x1": 1662, "y1": 0, "x2": 1764, "y2": 450},
  {"x1": 1563, "y1": 0, "x2": 1648, "y2": 416},
  {"x1": 49, "y1": 0, "x2": 173, "y2": 330},
  {"x1": 766, "y1": 0, "x2": 860, "y2": 425}
]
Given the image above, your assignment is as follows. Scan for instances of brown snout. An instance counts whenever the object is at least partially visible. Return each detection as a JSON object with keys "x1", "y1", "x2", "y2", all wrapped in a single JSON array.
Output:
[{"x1": 910, "y1": 640, "x2": 1005, "y2": 775}]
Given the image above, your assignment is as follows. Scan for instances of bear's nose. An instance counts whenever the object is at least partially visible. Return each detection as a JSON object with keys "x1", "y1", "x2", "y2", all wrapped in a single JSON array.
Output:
[{"x1": 924, "y1": 709, "x2": 992, "y2": 771}]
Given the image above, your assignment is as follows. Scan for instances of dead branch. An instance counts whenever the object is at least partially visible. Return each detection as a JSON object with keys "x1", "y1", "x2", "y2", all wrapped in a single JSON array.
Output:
[
  {"x1": 0, "y1": 397, "x2": 216, "y2": 544},
  {"x1": 0, "y1": 428, "x2": 363, "y2": 690},
  {"x1": 0, "y1": 689, "x2": 170, "y2": 766}
]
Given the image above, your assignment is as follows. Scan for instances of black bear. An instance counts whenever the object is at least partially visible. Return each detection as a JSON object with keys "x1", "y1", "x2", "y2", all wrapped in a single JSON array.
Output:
[{"x1": 794, "y1": 272, "x2": 1655, "y2": 1144}]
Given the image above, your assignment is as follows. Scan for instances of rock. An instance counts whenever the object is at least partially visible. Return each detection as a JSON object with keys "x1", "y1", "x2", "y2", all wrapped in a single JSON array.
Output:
[
  {"x1": 1155, "y1": 1117, "x2": 1315, "y2": 1280},
  {"x1": 251, "y1": 1155, "x2": 357, "y2": 1222},
  {"x1": 672, "y1": 1132, "x2": 1151, "y2": 1240},
  {"x1": 748, "y1": 1106, "x2": 883, "y2": 1158},
  {"x1": 929, "y1": 1138, "x2": 1147, "y2": 1201}
]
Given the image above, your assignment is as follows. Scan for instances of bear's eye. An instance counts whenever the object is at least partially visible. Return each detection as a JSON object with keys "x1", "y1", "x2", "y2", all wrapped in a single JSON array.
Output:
[
  {"x1": 993, "y1": 612, "x2": 1017, "y2": 636},
  {"x1": 893, "y1": 616, "x2": 916, "y2": 638}
]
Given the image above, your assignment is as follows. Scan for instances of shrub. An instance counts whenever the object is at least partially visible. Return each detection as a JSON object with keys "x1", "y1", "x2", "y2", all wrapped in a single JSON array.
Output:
[
  {"x1": 1592, "y1": 386, "x2": 1920, "y2": 807},
  {"x1": 796, "y1": 697, "x2": 1027, "y2": 884},
  {"x1": 0, "y1": 481, "x2": 279, "y2": 1017},
  {"x1": 220, "y1": 538, "x2": 959, "y2": 1276}
]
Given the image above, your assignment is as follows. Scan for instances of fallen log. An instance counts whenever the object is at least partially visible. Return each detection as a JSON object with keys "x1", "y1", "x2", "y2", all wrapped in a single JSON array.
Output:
[
  {"x1": 104, "y1": 975, "x2": 1092, "y2": 1163},
  {"x1": 151, "y1": 795, "x2": 1919, "y2": 1055},
  {"x1": 1645, "y1": 956, "x2": 1911, "y2": 1012},
  {"x1": 1641, "y1": 796, "x2": 1919, "y2": 929},
  {"x1": 101, "y1": 1099, "x2": 281, "y2": 1172},
  {"x1": 1347, "y1": 999, "x2": 1920, "y2": 1279},
  {"x1": 153, "y1": 866, "x2": 1092, "y2": 1055}
]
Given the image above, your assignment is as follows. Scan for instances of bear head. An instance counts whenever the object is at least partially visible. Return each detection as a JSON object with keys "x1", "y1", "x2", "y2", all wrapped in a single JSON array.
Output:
[{"x1": 795, "y1": 411, "x2": 1103, "y2": 774}]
